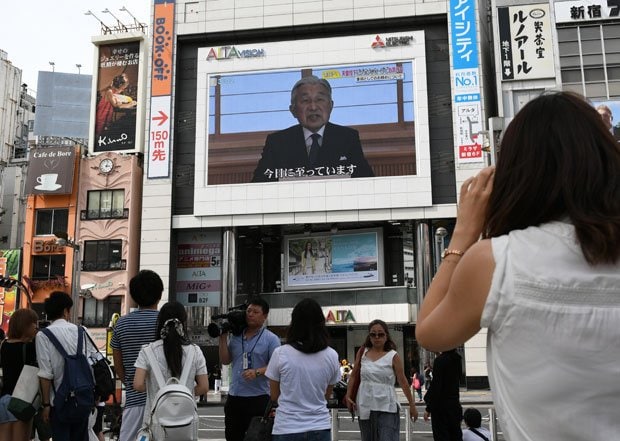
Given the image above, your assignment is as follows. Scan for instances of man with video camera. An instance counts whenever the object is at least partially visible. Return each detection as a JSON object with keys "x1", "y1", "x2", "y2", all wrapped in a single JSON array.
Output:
[{"x1": 218, "y1": 297, "x2": 280, "y2": 441}]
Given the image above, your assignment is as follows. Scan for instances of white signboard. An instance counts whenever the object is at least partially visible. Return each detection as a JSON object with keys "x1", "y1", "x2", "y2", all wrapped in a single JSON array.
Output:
[
  {"x1": 555, "y1": 0, "x2": 619, "y2": 23},
  {"x1": 498, "y1": 4, "x2": 556, "y2": 81},
  {"x1": 147, "y1": 95, "x2": 172, "y2": 178}
]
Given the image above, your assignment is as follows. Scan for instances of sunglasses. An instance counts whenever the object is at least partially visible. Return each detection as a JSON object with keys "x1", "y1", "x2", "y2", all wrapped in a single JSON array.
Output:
[{"x1": 369, "y1": 332, "x2": 386, "y2": 338}]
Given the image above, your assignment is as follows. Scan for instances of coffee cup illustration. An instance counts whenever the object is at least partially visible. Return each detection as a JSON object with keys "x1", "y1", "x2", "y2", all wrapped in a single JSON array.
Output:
[{"x1": 36, "y1": 173, "x2": 59, "y2": 190}]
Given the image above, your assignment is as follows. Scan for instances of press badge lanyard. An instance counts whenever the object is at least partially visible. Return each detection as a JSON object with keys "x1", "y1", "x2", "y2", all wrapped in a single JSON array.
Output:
[{"x1": 242, "y1": 327, "x2": 265, "y2": 370}]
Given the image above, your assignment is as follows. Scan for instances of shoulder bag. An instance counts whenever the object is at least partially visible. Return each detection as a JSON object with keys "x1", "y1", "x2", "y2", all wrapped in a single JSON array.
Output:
[
  {"x1": 7, "y1": 344, "x2": 41, "y2": 421},
  {"x1": 243, "y1": 400, "x2": 275, "y2": 441}
]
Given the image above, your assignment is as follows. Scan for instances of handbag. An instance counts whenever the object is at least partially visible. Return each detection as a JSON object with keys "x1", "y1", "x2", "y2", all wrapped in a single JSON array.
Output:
[
  {"x1": 135, "y1": 425, "x2": 152, "y2": 441},
  {"x1": 243, "y1": 401, "x2": 275, "y2": 441},
  {"x1": 347, "y1": 346, "x2": 365, "y2": 406},
  {"x1": 7, "y1": 344, "x2": 41, "y2": 421}
]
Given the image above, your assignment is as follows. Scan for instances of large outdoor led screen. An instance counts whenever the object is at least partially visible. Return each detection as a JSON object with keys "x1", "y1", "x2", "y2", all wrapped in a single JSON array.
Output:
[
  {"x1": 195, "y1": 31, "x2": 432, "y2": 216},
  {"x1": 207, "y1": 62, "x2": 415, "y2": 184},
  {"x1": 284, "y1": 229, "x2": 384, "y2": 291}
]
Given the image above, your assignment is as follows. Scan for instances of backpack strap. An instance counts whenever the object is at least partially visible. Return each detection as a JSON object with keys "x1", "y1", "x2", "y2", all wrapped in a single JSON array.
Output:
[
  {"x1": 179, "y1": 345, "x2": 195, "y2": 385},
  {"x1": 470, "y1": 428, "x2": 490, "y2": 441},
  {"x1": 41, "y1": 327, "x2": 69, "y2": 358},
  {"x1": 143, "y1": 345, "x2": 166, "y2": 390}
]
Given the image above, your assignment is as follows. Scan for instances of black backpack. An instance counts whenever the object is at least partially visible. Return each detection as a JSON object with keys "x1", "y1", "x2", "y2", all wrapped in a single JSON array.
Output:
[
  {"x1": 85, "y1": 331, "x2": 115, "y2": 401},
  {"x1": 41, "y1": 326, "x2": 95, "y2": 423}
]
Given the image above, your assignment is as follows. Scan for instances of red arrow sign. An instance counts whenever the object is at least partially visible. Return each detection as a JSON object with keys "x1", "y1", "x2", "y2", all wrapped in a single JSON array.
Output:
[{"x1": 152, "y1": 110, "x2": 168, "y2": 126}]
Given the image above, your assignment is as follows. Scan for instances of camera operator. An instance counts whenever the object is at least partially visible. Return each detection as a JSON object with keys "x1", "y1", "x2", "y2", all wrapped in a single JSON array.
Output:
[{"x1": 219, "y1": 297, "x2": 280, "y2": 441}]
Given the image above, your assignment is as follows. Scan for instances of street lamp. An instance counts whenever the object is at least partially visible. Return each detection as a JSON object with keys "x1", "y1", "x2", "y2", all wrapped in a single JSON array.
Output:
[
  {"x1": 433, "y1": 227, "x2": 448, "y2": 272},
  {"x1": 49, "y1": 61, "x2": 55, "y2": 72},
  {"x1": 54, "y1": 231, "x2": 81, "y2": 323},
  {"x1": 76, "y1": 64, "x2": 82, "y2": 74}
]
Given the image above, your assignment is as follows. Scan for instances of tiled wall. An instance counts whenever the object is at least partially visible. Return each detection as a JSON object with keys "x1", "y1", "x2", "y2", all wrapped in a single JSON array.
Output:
[{"x1": 176, "y1": 0, "x2": 447, "y2": 35}]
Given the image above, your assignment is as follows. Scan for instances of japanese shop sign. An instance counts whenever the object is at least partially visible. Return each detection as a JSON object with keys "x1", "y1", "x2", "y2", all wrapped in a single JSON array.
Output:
[
  {"x1": 175, "y1": 230, "x2": 222, "y2": 307},
  {"x1": 555, "y1": 0, "x2": 620, "y2": 23},
  {"x1": 499, "y1": 4, "x2": 555, "y2": 81},
  {"x1": 148, "y1": 0, "x2": 175, "y2": 179},
  {"x1": 450, "y1": 0, "x2": 484, "y2": 163},
  {"x1": 450, "y1": 0, "x2": 479, "y2": 70}
]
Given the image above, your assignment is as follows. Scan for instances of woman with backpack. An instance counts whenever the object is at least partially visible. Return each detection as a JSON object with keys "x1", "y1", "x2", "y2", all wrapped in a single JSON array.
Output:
[
  {"x1": 134, "y1": 301, "x2": 209, "y2": 440},
  {"x1": 265, "y1": 298, "x2": 340, "y2": 441}
]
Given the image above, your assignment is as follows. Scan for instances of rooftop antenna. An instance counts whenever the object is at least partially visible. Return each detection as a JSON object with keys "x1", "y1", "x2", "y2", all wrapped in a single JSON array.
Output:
[
  {"x1": 84, "y1": 10, "x2": 112, "y2": 34},
  {"x1": 102, "y1": 8, "x2": 129, "y2": 32}
]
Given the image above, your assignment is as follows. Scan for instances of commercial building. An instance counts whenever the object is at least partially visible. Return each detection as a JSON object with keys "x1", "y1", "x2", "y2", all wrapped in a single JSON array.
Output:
[{"x1": 140, "y1": 0, "x2": 495, "y2": 387}]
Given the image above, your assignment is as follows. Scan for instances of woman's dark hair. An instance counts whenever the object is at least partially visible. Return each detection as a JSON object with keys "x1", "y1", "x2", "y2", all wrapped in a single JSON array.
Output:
[
  {"x1": 483, "y1": 91, "x2": 620, "y2": 264},
  {"x1": 8, "y1": 308, "x2": 38, "y2": 339},
  {"x1": 156, "y1": 301, "x2": 189, "y2": 378},
  {"x1": 303, "y1": 241, "x2": 314, "y2": 257},
  {"x1": 286, "y1": 298, "x2": 329, "y2": 353},
  {"x1": 363, "y1": 319, "x2": 396, "y2": 351}
]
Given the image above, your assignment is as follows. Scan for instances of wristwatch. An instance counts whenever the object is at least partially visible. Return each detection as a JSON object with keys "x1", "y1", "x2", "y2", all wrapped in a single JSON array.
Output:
[{"x1": 255, "y1": 369, "x2": 262, "y2": 377}]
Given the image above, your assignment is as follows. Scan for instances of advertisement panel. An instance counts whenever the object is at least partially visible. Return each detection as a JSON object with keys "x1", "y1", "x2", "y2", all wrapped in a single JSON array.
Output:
[
  {"x1": 284, "y1": 229, "x2": 384, "y2": 291},
  {"x1": 175, "y1": 230, "x2": 222, "y2": 307},
  {"x1": 0, "y1": 249, "x2": 21, "y2": 332},
  {"x1": 450, "y1": 0, "x2": 484, "y2": 164},
  {"x1": 25, "y1": 146, "x2": 76, "y2": 195},
  {"x1": 194, "y1": 31, "x2": 432, "y2": 215},
  {"x1": 147, "y1": 0, "x2": 176, "y2": 178},
  {"x1": 93, "y1": 41, "x2": 140, "y2": 152}
]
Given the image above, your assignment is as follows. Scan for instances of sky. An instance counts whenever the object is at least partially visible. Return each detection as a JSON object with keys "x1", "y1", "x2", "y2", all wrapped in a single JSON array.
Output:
[{"x1": 0, "y1": 0, "x2": 151, "y2": 95}]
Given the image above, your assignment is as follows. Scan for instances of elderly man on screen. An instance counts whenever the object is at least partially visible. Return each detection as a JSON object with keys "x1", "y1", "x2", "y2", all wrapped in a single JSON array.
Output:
[{"x1": 252, "y1": 75, "x2": 374, "y2": 182}]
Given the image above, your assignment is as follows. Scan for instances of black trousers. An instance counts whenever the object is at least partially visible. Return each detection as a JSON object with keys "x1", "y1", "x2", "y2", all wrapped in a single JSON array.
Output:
[
  {"x1": 430, "y1": 404, "x2": 463, "y2": 441},
  {"x1": 224, "y1": 394, "x2": 270, "y2": 441}
]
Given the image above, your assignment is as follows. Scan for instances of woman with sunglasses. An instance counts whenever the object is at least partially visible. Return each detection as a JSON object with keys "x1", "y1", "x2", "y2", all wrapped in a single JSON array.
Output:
[{"x1": 345, "y1": 319, "x2": 417, "y2": 441}]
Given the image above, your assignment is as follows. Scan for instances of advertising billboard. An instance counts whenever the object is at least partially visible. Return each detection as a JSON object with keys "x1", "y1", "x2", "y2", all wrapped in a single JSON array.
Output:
[
  {"x1": 0, "y1": 249, "x2": 21, "y2": 332},
  {"x1": 284, "y1": 229, "x2": 384, "y2": 291},
  {"x1": 194, "y1": 31, "x2": 432, "y2": 216},
  {"x1": 25, "y1": 146, "x2": 76, "y2": 195},
  {"x1": 93, "y1": 41, "x2": 141, "y2": 152}
]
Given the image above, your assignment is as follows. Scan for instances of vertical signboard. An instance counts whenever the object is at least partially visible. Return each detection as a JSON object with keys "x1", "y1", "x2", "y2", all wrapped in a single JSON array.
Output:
[
  {"x1": 175, "y1": 230, "x2": 222, "y2": 307},
  {"x1": 499, "y1": 4, "x2": 555, "y2": 81},
  {"x1": 148, "y1": 0, "x2": 175, "y2": 178},
  {"x1": 450, "y1": 0, "x2": 484, "y2": 164},
  {"x1": 94, "y1": 42, "x2": 141, "y2": 151}
]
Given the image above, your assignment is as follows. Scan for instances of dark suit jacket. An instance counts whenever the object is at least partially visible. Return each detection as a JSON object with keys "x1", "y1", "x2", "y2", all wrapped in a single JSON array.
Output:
[{"x1": 252, "y1": 122, "x2": 374, "y2": 182}]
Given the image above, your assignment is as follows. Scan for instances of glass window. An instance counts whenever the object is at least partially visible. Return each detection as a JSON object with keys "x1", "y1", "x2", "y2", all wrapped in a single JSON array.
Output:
[
  {"x1": 83, "y1": 240, "x2": 123, "y2": 271},
  {"x1": 82, "y1": 296, "x2": 122, "y2": 327},
  {"x1": 32, "y1": 255, "x2": 66, "y2": 280},
  {"x1": 35, "y1": 209, "x2": 68, "y2": 236},
  {"x1": 86, "y1": 190, "x2": 125, "y2": 219},
  {"x1": 579, "y1": 25, "x2": 602, "y2": 41}
]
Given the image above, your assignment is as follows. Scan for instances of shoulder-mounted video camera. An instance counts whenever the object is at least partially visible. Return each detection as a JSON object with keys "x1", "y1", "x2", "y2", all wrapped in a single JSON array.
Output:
[{"x1": 207, "y1": 304, "x2": 247, "y2": 337}]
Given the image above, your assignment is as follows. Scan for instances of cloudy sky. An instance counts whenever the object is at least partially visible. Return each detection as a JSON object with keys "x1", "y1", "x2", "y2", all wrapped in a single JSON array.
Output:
[{"x1": 0, "y1": 0, "x2": 150, "y2": 94}]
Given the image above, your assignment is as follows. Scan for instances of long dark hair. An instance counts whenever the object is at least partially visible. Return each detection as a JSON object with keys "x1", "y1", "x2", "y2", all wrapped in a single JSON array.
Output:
[
  {"x1": 156, "y1": 301, "x2": 189, "y2": 378},
  {"x1": 483, "y1": 91, "x2": 620, "y2": 264},
  {"x1": 286, "y1": 298, "x2": 329, "y2": 353},
  {"x1": 363, "y1": 319, "x2": 396, "y2": 351}
]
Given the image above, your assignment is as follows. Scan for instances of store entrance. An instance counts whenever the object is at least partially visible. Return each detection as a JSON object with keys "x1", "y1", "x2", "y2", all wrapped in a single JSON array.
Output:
[{"x1": 327, "y1": 326, "x2": 347, "y2": 361}]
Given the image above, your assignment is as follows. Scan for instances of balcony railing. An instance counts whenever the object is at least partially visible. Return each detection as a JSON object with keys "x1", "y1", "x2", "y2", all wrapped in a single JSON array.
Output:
[{"x1": 81, "y1": 208, "x2": 129, "y2": 220}]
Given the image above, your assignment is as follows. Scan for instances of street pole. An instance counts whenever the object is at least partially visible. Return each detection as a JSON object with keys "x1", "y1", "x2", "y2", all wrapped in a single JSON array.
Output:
[{"x1": 71, "y1": 242, "x2": 81, "y2": 324}]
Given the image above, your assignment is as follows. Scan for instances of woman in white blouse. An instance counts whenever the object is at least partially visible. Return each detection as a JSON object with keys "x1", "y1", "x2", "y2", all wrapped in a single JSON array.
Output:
[{"x1": 346, "y1": 319, "x2": 417, "y2": 441}]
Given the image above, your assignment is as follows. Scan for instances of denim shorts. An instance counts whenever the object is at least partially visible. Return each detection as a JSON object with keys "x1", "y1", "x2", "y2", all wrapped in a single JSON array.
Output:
[{"x1": 0, "y1": 394, "x2": 18, "y2": 424}]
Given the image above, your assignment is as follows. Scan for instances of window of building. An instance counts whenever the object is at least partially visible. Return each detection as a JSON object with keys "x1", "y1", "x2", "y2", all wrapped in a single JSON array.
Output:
[
  {"x1": 82, "y1": 296, "x2": 122, "y2": 327},
  {"x1": 83, "y1": 240, "x2": 123, "y2": 271},
  {"x1": 35, "y1": 209, "x2": 69, "y2": 236},
  {"x1": 87, "y1": 190, "x2": 125, "y2": 219},
  {"x1": 32, "y1": 255, "x2": 66, "y2": 280}
]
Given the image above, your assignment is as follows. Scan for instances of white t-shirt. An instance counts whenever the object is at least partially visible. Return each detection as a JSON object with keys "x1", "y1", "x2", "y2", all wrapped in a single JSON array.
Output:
[
  {"x1": 462, "y1": 426, "x2": 491, "y2": 441},
  {"x1": 265, "y1": 344, "x2": 340, "y2": 435}
]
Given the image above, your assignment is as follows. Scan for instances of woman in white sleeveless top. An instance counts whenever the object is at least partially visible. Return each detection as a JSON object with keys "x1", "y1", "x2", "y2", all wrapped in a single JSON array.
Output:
[
  {"x1": 345, "y1": 319, "x2": 417, "y2": 441},
  {"x1": 416, "y1": 91, "x2": 620, "y2": 440}
]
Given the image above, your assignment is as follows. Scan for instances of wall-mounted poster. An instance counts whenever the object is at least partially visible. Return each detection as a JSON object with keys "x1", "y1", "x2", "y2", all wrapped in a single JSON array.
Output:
[{"x1": 285, "y1": 229, "x2": 383, "y2": 291}]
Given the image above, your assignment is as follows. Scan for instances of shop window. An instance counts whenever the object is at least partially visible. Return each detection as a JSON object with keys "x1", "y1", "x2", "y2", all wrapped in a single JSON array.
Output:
[
  {"x1": 83, "y1": 240, "x2": 123, "y2": 271},
  {"x1": 87, "y1": 190, "x2": 125, "y2": 219},
  {"x1": 82, "y1": 296, "x2": 122, "y2": 327},
  {"x1": 35, "y1": 209, "x2": 68, "y2": 236},
  {"x1": 32, "y1": 255, "x2": 65, "y2": 280}
]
